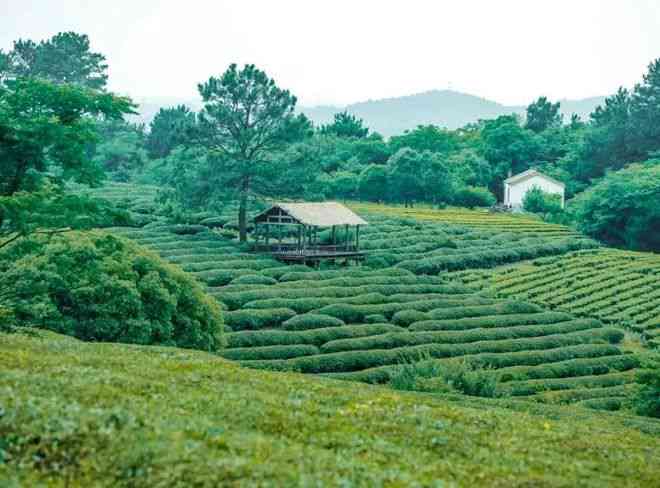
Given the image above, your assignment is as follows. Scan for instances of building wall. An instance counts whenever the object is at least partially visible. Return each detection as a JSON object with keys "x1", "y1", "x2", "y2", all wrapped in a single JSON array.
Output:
[{"x1": 505, "y1": 175, "x2": 565, "y2": 208}]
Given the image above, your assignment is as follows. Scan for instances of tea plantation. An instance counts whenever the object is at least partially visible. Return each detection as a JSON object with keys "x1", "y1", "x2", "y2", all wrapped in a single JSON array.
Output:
[
  {"x1": 68, "y1": 182, "x2": 654, "y2": 413},
  {"x1": 451, "y1": 249, "x2": 660, "y2": 348}
]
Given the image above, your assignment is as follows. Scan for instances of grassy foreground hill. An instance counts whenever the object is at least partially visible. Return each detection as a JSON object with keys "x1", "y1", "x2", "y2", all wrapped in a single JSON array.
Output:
[{"x1": 1, "y1": 330, "x2": 659, "y2": 487}]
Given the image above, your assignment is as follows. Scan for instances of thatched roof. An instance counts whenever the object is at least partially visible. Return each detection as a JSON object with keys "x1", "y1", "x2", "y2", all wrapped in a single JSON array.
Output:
[{"x1": 254, "y1": 202, "x2": 368, "y2": 227}]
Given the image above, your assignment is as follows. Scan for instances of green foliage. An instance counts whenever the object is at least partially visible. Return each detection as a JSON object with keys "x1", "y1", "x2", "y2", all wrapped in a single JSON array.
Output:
[
  {"x1": 522, "y1": 187, "x2": 563, "y2": 215},
  {"x1": 452, "y1": 185, "x2": 496, "y2": 208},
  {"x1": 92, "y1": 125, "x2": 148, "y2": 181},
  {"x1": 389, "y1": 125, "x2": 459, "y2": 154},
  {"x1": 573, "y1": 163, "x2": 660, "y2": 251},
  {"x1": 282, "y1": 313, "x2": 346, "y2": 331},
  {"x1": 146, "y1": 105, "x2": 198, "y2": 159},
  {"x1": 1, "y1": 31, "x2": 108, "y2": 89},
  {"x1": 0, "y1": 231, "x2": 223, "y2": 350},
  {"x1": 633, "y1": 355, "x2": 660, "y2": 418},
  {"x1": 320, "y1": 111, "x2": 369, "y2": 138},
  {"x1": 525, "y1": 96, "x2": 562, "y2": 133},
  {"x1": 224, "y1": 308, "x2": 297, "y2": 331},
  {"x1": 197, "y1": 63, "x2": 301, "y2": 241},
  {"x1": 0, "y1": 77, "x2": 134, "y2": 196}
]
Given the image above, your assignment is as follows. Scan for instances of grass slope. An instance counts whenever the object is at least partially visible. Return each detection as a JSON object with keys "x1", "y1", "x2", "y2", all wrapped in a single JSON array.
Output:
[{"x1": 1, "y1": 331, "x2": 659, "y2": 487}]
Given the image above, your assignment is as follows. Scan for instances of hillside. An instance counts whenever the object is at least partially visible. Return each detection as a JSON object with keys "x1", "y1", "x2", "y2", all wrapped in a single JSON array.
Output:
[
  {"x1": 2, "y1": 330, "x2": 659, "y2": 486},
  {"x1": 131, "y1": 91, "x2": 605, "y2": 136},
  {"x1": 66, "y1": 183, "x2": 655, "y2": 412}
]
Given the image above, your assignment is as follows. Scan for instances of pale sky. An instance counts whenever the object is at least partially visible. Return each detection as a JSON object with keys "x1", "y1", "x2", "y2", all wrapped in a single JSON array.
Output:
[{"x1": 1, "y1": 0, "x2": 659, "y2": 106}]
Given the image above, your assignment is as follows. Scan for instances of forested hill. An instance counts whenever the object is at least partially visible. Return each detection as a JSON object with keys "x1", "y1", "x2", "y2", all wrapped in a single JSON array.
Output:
[{"x1": 132, "y1": 90, "x2": 605, "y2": 136}]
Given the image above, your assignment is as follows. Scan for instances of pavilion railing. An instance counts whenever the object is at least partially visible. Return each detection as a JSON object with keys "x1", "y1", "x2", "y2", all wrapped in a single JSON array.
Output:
[{"x1": 252, "y1": 243, "x2": 360, "y2": 255}]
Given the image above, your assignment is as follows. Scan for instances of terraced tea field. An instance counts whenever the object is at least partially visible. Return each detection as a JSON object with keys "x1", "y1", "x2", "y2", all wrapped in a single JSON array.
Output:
[
  {"x1": 351, "y1": 202, "x2": 581, "y2": 236},
  {"x1": 450, "y1": 249, "x2": 660, "y2": 348},
  {"x1": 107, "y1": 222, "x2": 640, "y2": 410}
]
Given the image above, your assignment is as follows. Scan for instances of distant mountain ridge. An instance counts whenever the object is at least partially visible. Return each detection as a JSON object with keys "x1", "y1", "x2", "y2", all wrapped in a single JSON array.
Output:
[{"x1": 131, "y1": 90, "x2": 606, "y2": 137}]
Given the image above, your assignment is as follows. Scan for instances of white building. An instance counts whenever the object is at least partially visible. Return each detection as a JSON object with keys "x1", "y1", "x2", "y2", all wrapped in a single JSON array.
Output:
[{"x1": 503, "y1": 169, "x2": 565, "y2": 209}]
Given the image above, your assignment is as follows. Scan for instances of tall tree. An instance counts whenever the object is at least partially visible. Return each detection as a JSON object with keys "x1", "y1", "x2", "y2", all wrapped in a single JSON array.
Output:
[
  {"x1": 525, "y1": 96, "x2": 562, "y2": 133},
  {"x1": 387, "y1": 148, "x2": 424, "y2": 207},
  {"x1": 146, "y1": 105, "x2": 198, "y2": 159},
  {"x1": 2, "y1": 32, "x2": 108, "y2": 89},
  {"x1": 197, "y1": 64, "x2": 298, "y2": 241},
  {"x1": 631, "y1": 58, "x2": 660, "y2": 156},
  {"x1": 320, "y1": 111, "x2": 369, "y2": 138},
  {"x1": 389, "y1": 125, "x2": 459, "y2": 154}
]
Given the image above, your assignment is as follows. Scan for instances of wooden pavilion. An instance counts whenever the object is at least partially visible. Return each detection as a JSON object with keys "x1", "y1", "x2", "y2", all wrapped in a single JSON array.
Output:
[{"x1": 252, "y1": 202, "x2": 368, "y2": 265}]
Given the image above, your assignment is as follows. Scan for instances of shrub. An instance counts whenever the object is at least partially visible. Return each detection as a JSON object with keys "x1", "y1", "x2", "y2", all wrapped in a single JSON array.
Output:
[
  {"x1": 224, "y1": 308, "x2": 296, "y2": 331},
  {"x1": 442, "y1": 360, "x2": 499, "y2": 397},
  {"x1": 522, "y1": 187, "x2": 563, "y2": 215},
  {"x1": 365, "y1": 314, "x2": 388, "y2": 324},
  {"x1": 282, "y1": 313, "x2": 345, "y2": 331},
  {"x1": 0, "y1": 231, "x2": 223, "y2": 351},
  {"x1": 389, "y1": 352, "x2": 446, "y2": 392},
  {"x1": 221, "y1": 344, "x2": 320, "y2": 361},
  {"x1": 453, "y1": 186, "x2": 496, "y2": 209},
  {"x1": 231, "y1": 274, "x2": 278, "y2": 286},
  {"x1": 391, "y1": 310, "x2": 430, "y2": 327},
  {"x1": 633, "y1": 355, "x2": 660, "y2": 418}
]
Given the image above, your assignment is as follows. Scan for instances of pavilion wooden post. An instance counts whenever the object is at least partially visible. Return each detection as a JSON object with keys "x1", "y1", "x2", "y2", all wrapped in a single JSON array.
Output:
[
  {"x1": 356, "y1": 224, "x2": 360, "y2": 251},
  {"x1": 265, "y1": 223, "x2": 270, "y2": 247},
  {"x1": 331, "y1": 225, "x2": 336, "y2": 248}
]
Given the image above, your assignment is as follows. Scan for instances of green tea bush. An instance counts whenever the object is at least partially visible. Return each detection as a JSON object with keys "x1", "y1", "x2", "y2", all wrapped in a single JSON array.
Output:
[
  {"x1": 230, "y1": 274, "x2": 278, "y2": 286},
  {"x1": 282, "y1": 314, "x2": 346, "y2": 331},
  {"x1": 224, "y1": 308, "x2": 297, "y2": 331},
  {"x1": 320, "y1": 319, "x2": 602, "y2": 354},
  {"x1": 243, "y1": 329, "x2": 622, "y2": 374},
  {"x1": 392, "y1": 310, "x2": 430, "y2": 327},
  {"x1": 427, "y1": 302, "x2": 541, "y2": 320},
  {"x1": 221, "y1": 344, "x2": 320, "y2": 361},
  {"x1": 633, "y1": 355, "x2": 660, "y2": 418},
  {"x1": 0, "y1": 231, "x2": 223, "y2": 351},
  {"x1": 226, "y1": 323, "x2": 402, "y2": 348},
  {"x1": 409, "y1": 312, "x2": 573, "y2": 332},
  {"x1": 364, "y1": 314, "x2": 388, "y2": 324}
]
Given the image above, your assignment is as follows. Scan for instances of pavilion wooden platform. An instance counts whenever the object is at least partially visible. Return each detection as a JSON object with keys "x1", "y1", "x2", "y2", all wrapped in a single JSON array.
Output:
[{"x1": 252, "y1": 202, "x2": 368, "y2": 265}]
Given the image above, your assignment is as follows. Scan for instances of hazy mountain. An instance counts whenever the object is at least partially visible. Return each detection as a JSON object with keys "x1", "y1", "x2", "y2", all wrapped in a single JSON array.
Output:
[{"x1": 131, "y1": 90, "x2": 606, "y2": 137}]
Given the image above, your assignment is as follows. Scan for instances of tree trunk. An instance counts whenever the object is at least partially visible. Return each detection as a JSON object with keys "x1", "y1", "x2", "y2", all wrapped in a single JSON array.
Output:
[{"x1": 238, "y1": 178, "x2": 249, "y2": 242}]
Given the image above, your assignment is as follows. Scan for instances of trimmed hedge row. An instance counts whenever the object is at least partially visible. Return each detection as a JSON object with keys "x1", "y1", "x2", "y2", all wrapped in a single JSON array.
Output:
[
  {"x1": 241, "y1": 293, "x2": 388, "y2": 314},
  {"x1": 319, "y1": 319, "x2": 604, "y2": 354},
  {"x1": 226, "y1": 323, "x2": 403, "y2": 348},
  {"x1": 230, "y1": 274, "x2": 278, "y2": 286},
  {"x1": 409, "y1": 312, "x2": 573, "y2": 332},
  {"x1": 275, "y1": 274, "x2": 448, "y2": 289},
  {"x1": 321, "y1": 344, "x2": 625, "y2": 384},
  {"x1": 495, "y1": 353, "x2": 641, "y2": 382},
  {"x1": 426, "y1": 302, "x2": 542, "y2": 320},
  {"x1": 282, "y1": 314, "x2": 346, "y2": 331},
  {"x1": 497, "y1": 372, "x2": 633, "y2": 397},
  {"x1": 224, "y1": 308, "x2": 297, "y2": 331},
  {"x1": 220, "y1": 344, "x2": 320, "y2": 361},
  {"x1": 397, "y1": 239, "x2": 599, "y2": 274},
  {"x1": 278, "y1": 267, "x2": 413, "y2": 282},
  {"x1": 240, "y1": 328, "x2": 624, "y2": 374},
  {"x1": 220, "y1": 283, "x2": 472, "y2": 311},
  {"x1": 315, "y1": 297, "x2": 496, "y2": 323}
]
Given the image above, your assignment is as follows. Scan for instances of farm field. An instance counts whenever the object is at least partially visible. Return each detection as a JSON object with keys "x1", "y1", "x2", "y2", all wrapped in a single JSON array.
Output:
[
  {"x1": 2, "y1": 330, "x2": 659, "y2": 487},
  {"x1": 107, "y1": 221, "x2": 639, "y2": 410},
  {"x1": 86, "y1": 183, "x2": 648, "y2": 411},
  {"x1": 350, "y1": 202, "x2": 581, "y2": 236},
  {"x1": 449, "y1": 249, "x2": 660, "y2": 349}
]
